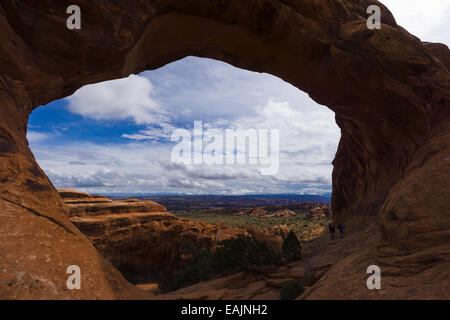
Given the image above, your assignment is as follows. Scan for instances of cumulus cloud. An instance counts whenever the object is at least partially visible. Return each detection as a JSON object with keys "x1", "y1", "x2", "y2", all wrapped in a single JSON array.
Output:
[
  {"x1": 199, "y1": 98, "x2": 339, "y2": 185},
  {"x1": 30, "y1": 136, "x2": 334, "y2": 195},
  {"x1": 31, "y1": 57, "x2": 341, "y2": 195},
  {"x1": 27, "y1": 131, "x2": 51, "y2": 143},
  {"x1": 122, "y1": 123, "x2": 177, "y2": 142},
  {"x1": 67, "y1": 75, "x2": 166, "y2": 124},
  {"x1": 380, "y1": 0, "x2": 450, "y2": 46}
]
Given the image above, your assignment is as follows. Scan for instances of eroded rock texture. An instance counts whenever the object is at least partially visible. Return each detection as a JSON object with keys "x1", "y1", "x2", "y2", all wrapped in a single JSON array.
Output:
[{"x1": 0, "y1": 0, "x2": 449, "y2": 299}]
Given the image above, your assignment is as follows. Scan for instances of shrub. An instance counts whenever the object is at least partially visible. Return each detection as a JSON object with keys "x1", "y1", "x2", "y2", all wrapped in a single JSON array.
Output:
[
  {"x1": 214, "y1": 235, "x2": 281, "y2": 272},
  {"x1": 280, "y1": 280, "x2": 305, "y2": 300},
  {"x1": 282, "y1": 230, "x2": 302, "y2": 262},
  {"x1": 168, "y1": 235, "x2": 282, "y2": 291}
]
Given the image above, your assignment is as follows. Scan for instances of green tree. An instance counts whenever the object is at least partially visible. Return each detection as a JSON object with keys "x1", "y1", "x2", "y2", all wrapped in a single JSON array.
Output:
[{"x1": 282, "y1": 230, "x2": 302, "y2": 262}]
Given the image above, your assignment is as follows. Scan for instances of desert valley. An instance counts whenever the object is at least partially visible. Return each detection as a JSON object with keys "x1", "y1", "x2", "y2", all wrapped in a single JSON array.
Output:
[{"x1": 60, "y1": 188, "x2": 331, "y2": 299}]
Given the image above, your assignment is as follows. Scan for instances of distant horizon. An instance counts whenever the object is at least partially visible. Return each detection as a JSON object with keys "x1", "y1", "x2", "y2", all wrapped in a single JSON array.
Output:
[{"x1": 104, "y1": 192, "x2": 332, "y2": 198}]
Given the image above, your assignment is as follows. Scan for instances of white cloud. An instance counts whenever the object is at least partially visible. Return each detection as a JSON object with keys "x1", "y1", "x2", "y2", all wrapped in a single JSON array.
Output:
[
  {"x1": 122, "y1": 123, "x2": 177, "y2": 141},
  {"x1": 30, "y1": 135, "x2": 334, "y2": 195},
  {"x1": 380, "y1": 0, "x2": 450, "y2": 46},
  {"x1": 31, "y1": 58, "x2": 341, "y2": 195},
  {"x1": 299, "y1": 187, "x2": 332, "y2": 196},
  {"x1": 31, "y1": 99, "x2": 338, "y2": 194},
  {"x1": 202, "y1": 98, "x2": 339, "y2": 185},
  {"x1": 27, "y1": 131, "x2": 50, "y2": 143},
  {"x1": 67, "y1": 74, "x2": 166, "y2": 124}
]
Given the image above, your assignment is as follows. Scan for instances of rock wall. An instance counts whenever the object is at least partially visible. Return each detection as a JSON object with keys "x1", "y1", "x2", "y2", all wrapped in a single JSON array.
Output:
[{"x1": 0, "y1": 0, "x2": 448, "y2": 299}]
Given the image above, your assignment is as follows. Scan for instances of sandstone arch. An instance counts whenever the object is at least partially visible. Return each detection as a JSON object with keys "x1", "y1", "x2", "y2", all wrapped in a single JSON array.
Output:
[{"x1": 0, "y1": 0, "x2": 448, "y2": 299}]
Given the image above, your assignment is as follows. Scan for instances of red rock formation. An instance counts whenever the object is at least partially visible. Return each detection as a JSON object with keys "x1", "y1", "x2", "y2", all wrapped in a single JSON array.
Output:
[
  {"x1": 268, "y1": 225, "x2": 291, "y2": 239},
  {"x1": 307, "y1": 205, "x2": 330, "y2": 219},
  {"x1": 0, "y1": 0, "x2": 448, "y2": 299},
  {"x1": 272, "y1": 209, "x2": 297, "y2": 217},
  {"x1": 246, "y1": 207, "x2": 269, "y2": 217},
  {"x1": 58, "y1": 190, "x2": 288, "y2": 288},
  {"x1": 233, "y1": 207, "x2": 269, "y2": 217}
]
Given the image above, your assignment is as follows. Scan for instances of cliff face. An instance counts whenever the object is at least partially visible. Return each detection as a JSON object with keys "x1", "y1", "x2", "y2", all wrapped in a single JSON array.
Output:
[
  {"x1": 58, "y1": 190, "x2": 287, "y2": 288},
  {"x1": 0, "y1": 0, "x2": 449, "y2": 299}
]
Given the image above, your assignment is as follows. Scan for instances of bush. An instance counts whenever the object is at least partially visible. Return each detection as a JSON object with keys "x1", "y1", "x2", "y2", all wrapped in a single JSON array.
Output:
[
  {"x1": 280, "y1": 280, "x2": 305, "y2": 300},
  {"x1": 282, "y1": 230, "x2": 302, "y2": 262},
  {"x1": 168, "y1": 241, "x2": 216, "y2": 290},
  {"x1": 168, "y1": 235, "x2": 282, "y2": 291},
  {"x1": 214, "y1": 235, "x2": 281, "y2": 272}
]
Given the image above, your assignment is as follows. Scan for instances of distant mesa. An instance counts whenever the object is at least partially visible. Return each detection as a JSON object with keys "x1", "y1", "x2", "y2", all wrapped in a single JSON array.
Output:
[
  {"x1": 124, "y1": 199, "x2": 141, "y2": 203},
  {"x1": 247, "y1": 207, "x2": 268, "y2": 217},
  {"x1": 270, "y1": 209, "x2": 297, "y2": 218},
  {"x1": 60, "y1": 189, "x2": 165, "y2": 217},
  {"x1": 233, "y1": 207, "x2": 297, "y2": 218},
  {"x1": 232, "y1": 207, "x2": 268, "y2": 217},
  {"x1": 58, "y1": 188, "x2": 91, "y2": 199}
]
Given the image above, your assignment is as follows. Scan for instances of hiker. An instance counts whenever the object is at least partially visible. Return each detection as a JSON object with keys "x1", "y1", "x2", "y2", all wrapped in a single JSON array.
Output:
[
  {"x1": 338, "y1": 223, "x2": 345, "y2": 238},
  {"x1": 328, "y1": 223, "x2": 336, "y2": 240}
]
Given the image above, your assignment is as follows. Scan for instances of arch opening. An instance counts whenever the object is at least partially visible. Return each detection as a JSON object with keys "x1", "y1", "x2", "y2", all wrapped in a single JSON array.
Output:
[
  {"x1": 27, "y1": 56, "x2": 340, "y2": 291},
  {"x1": 28, "y1": 56, "x2": 340, "y2": 197}
]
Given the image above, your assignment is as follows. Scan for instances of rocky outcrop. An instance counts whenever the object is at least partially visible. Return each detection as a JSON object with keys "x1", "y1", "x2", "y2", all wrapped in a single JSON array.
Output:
[
  {"x1": 0, "y1": 193, "x2": 149, "y2": 299},
  {"x1": 247, "y1": 207, "x2": 269, "y2": 217},
  {"x1": 0, "y1": 0, "x2": 448, "y2": 299},
  {"x1": 235, "y1": 208, "x2": 297, "y2": 218},
  {"x1": 58, "y1": 190, "x2": 289, "y2": 288},
  {"x1": 234, "y1": 207, "x2": 269, "y2": 217},
  {"x1": 307, "y1": 205, "x2": 331, "y2": 219},
  {"x1": 268, "y1": 225, "x2": 291, "y2": 239},
  {"x1": 62, "y1": 192, "x2": 167, "y2": 218},
  {"x1": 271, "y1": 209, "x2": 297, "y2": 218}
]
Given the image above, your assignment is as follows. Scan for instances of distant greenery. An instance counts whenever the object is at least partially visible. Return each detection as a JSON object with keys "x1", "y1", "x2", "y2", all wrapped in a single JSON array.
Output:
[
  {"x1": 168, "y1": 235, "x2": 282, "y2": 291},
  {"x1": 280, "y1": 280, "x2": 305, "y2": 300},
  {"x1": 174, "y1": 210, "x2": 328, "y2": 243}
]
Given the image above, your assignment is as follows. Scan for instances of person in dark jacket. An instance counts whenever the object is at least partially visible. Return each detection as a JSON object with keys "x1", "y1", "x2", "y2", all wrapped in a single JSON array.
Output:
[
  {"x1": 338, "y1": 223, "x2": 345, "y2": 238},
  {"x1": 328, "y1": 223, "x2": 336, "y2": 240}
]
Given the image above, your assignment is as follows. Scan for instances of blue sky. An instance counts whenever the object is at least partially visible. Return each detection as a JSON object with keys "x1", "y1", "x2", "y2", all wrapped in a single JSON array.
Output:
[
  {"x1": 29, "y1": 57, "x2": 339, "y2": 195},
  {"x1": 27, "y1": 1, "x2": 450, "y2": 195}
]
